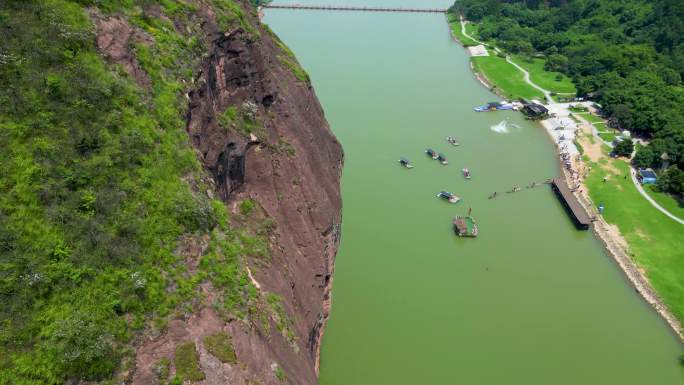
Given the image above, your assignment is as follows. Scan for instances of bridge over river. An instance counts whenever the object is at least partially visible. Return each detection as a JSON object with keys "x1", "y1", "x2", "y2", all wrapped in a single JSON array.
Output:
[{"x1": 263, "y1": 4, "x2": 447, "y2": 13}]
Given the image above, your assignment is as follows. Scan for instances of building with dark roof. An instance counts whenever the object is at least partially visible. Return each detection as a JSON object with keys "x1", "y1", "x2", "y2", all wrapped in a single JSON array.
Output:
[{"x1": 522, "y1": 102, "x2": 549, "y2": 119}]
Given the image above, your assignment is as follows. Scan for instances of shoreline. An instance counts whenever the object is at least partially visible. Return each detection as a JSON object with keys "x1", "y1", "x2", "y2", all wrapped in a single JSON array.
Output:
[
  {"x1": 539, "y1": 109, "x2": 684, "y2": 341},
  {"x1": 448, "y1": 15, "x2": 683, "y2": 341},
  {"x1": 446, "y1": 16, "x2": 506, "y2": 100},
  {"x1": 543, "y1": 118, "x2": 684, "y2": 341}
]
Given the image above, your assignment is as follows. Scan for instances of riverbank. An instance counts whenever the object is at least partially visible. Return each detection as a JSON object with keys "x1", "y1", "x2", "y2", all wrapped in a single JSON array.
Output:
[
  {"x1": 450, "y1": 15, "x2": 684, "y2": 341},
  {"x1": 448, "y1": 16, "x2": 540, "y2": 101},
  {"x1": 543, "y1": 117, "x2": 684, "y2": 340}
]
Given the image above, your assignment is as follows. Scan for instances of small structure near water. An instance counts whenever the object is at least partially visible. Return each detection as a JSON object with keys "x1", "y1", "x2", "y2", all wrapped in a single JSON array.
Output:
[
  {"x1": 551, "y1": 178, "x2": 591, "y2": 230},
  {"x1": 638, "y1": 168, "x2": 657, "y2": 185},
  {"x1": 522, "y1": 102, "x2": 549, "y2": 120},
  {"x1": 453, "y1": 215, "x2": 478, "y2": 237},
  {"x1": 474, "y1": 101, "x2": 516, "y2": 112}
]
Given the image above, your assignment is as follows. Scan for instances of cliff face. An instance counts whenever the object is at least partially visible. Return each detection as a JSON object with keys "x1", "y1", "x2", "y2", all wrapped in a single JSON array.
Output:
[
  {"x1": 131, "y1": 3, "x2": 342, "y2": 385},
  {"x1": 0, "y1": 1, "x2": 339, "y2": 383},
  {"x1": 188, "y1": 14, "x2": 342, "y2": 385}
]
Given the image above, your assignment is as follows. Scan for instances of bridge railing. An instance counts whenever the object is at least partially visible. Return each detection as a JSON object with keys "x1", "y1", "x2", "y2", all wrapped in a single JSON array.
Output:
[{"x1": 263, "y1": 4, "x2": 447, "y2": 13}]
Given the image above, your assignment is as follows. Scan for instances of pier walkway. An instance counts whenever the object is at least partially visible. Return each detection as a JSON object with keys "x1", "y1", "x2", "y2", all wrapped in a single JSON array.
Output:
[
  {"x1": 551, "y1": 178, "x2": 592, "y2": 230},
  {"x1": 263, "y1": 4, "x2": 447, "y2": 13}
]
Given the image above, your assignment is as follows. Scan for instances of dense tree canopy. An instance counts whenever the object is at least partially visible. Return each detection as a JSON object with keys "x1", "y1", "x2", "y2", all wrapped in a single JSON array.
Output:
[{"x1": 451, "y1": 0, "x2": 684, "y2": 195}]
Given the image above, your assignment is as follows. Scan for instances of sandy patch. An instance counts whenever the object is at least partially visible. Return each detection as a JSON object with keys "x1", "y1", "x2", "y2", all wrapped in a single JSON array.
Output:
[
  {"x1": 634, "y1": 227, "x2": 651, "y2": 241},
  {"x1": 579, "y1": 134, "x2": 603, "y2": 163},
  {"x1": 577, "y1": 123, "x2": 623, "y2": 175},
  {"x1": 603, "y1": 222, "x2": 630, "y2": 250},
  {"x1": 468, "y1": 44, "x2": 488, "y2": 56}
]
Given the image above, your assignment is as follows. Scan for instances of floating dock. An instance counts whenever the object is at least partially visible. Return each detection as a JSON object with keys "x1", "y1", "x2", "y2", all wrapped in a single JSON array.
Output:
[{"x1": 551, "y1": 178, "x2": 591, "y2": 230}]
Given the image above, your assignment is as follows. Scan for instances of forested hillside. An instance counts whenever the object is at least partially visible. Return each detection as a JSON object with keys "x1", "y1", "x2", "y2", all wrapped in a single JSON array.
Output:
[
  {"x1": 451, "y1": 0, "x2": 684, "y2": 195},
  {"x1": 0, "y1": 1, "x2": 288, "y2": 383}
]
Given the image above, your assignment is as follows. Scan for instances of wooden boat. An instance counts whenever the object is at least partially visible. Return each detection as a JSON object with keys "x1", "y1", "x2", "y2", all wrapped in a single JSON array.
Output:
[
  {"x1": 437, "y1": 191, "x2": 461, "y2": 204},
  {"x1": 507, "y1": 186, "x2": 521, "y2": 193},
  {"x1": 398, "y1": 157, "x2": 414, "y2": 168},
  {"x1": 462, "y1": 168, "x2": 472, "y2": 179},
  {"x1": 425, "y1": 148, "x2": 438, "y2": 160},
  {"x1": 453, "y1": 212, "x2": 478, "y2": 237},
  {"x1": 474, "y1": 101, "x2": 514, "y2": 112},
  {"x1": 437, "y1": 153, "x2": 448, "y2": 165},
  {"x1": 446, "y1": 136, "x2": 460, "y2": 146}
]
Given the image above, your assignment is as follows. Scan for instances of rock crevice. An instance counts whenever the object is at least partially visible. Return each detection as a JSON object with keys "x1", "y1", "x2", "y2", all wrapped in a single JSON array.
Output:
[{"x1": 184, "y1": 7, "x2": 343, "y2": 385}]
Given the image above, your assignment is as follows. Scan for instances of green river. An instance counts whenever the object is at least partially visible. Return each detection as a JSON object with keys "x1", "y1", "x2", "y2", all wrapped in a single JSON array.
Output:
[{"x1": 264, "y1": 2, "x2": 684, "y2": 384}]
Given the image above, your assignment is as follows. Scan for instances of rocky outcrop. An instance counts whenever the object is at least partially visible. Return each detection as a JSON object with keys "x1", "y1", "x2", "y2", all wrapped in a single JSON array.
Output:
[
  {"x1": 93, "y1": 14, "x2": 152, "y2": 88},
  {"x1": 190, "y1": 21, "x2": 343, "y2": 383},
  {"x1": 127, "y1": 2, "x2": 342, "y2": 384}
]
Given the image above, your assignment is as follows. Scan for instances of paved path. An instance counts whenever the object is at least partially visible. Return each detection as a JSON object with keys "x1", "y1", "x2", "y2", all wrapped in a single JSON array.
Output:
[
  {"x1": 629, "y1": 168, "x2": 684, "y2": 225},
  {"x1": 504, "y1": 57, "x2": 552, "y2": 102},
  {"x1": 459, "y1": 16, "x2": 483, "y2": 45},
  {"x1": 460, "y1": 17, "x2": 551, "y2": 102}
]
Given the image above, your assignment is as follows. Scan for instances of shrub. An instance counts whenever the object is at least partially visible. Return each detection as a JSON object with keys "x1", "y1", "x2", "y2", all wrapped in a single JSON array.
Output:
[
  {"x1": 273, "y1": 364, "x2": 287, "y2": 382},
  {"x1": 153, "y1": 357, "x2": 171, "y2": 382},
  {"x1": 174, "y1": 342, "x2": 205, "y2": 382},
  {"x1": 218, "y1": 106, "x2": 239, "y2": 129},
  {"x1": 203, "y1": 332, "x2": 237, "y2": 363},
  {"x1": 240, "y1": 199, "x2": 256, "y2": 215},
  {"x1": 279, "y1": 56, "x2": 309, "y2": 83}
]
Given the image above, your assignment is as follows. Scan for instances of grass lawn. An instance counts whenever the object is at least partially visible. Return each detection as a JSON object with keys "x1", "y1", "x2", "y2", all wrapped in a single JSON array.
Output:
[
  {"x1": 465, "y1": 22, "x2": 479, "y2": 39},
  {"x1": 584, "y1": 151, "x2": 684, "y2": 324},
  {"x1": 471, "y1": 55, "x2": 545, "y2": 100},
  {"x1": 510, "y1": 55, "x2": 577, "y2": 94},
  {"x1": 644, "y1": 185, "x2": 684, "y2": 220},
  {"x1": 576, "y1": 112, "x2": 605, "y2": 125},
  {"x1": 447, "y1": 13, "x2": 478, "y2": 47},
  {"x1": 598, "y1": 132, "x2": 616, "y2": 142}
]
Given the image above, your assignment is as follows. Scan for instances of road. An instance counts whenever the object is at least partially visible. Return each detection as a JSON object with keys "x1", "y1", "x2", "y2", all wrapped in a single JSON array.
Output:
[{"x1": 630, "y1": 168, "x2": 684, "y2": 225}]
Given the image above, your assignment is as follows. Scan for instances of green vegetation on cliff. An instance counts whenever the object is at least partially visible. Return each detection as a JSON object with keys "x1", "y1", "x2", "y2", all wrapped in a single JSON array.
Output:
[
  {"x1": 174, "y1": 342, "x2": 205, "y2": 382},
  {"x1": 0, "y1": 1, "x2": 268, "y2": 383},
  {"x1": 203, "y1": 332, "x2": 237, "y2": 363}
]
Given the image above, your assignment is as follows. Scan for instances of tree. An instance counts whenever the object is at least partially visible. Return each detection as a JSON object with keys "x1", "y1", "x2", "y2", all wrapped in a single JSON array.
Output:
[
  {"x1": 656, "y1": 167, "x2": 684, "y2": 195},
  {"x1": 633, "y1": 145, "x2": 656, "y2": 169},
  {"x1": 545, "y1": 53, "x2": 568, "y2": 72},
  {"x1": 613, "y1": 139, "x2": 634, "y2": 157}
]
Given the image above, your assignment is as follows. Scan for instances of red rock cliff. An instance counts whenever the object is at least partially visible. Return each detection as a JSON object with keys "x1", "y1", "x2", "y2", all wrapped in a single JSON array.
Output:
[
  {"x1": 183, "y1": 10, "x2": 343, "y2": 384},
  {"x1": 96, "y1": 2, "x2": 343, "y2": 384}
]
